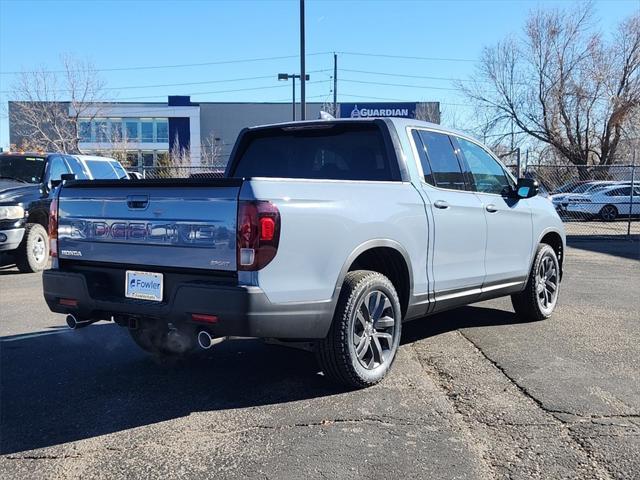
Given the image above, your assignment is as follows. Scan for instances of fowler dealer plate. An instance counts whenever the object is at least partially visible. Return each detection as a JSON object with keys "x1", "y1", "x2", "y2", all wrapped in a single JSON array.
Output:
[{"x1": 125, "y1": 270, "x2": 163, "y2": 302}]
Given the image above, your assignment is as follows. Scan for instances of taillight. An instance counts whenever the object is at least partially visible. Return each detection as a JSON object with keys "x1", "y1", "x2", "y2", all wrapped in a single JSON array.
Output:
[
  {"x1": 237, "y1": 200, "x2": 280, "y2": 271},
  {"x1": 49, "y1": 198, "x2": 58, "y2": 258}
]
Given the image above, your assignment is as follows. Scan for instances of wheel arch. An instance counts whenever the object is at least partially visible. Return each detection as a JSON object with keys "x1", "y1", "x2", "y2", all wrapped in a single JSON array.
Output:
[
  {"x1": 538, "y1": 229, "x2": 564, "y2": 280},
  {"x1": 27, "y1": 208, "x2": 49, "y2": 230},
  {"x1": 332, "y1": 240, "x2": 413, "y2": 318}
]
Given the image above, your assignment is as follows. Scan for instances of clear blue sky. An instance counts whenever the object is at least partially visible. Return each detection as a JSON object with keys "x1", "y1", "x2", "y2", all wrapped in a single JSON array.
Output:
[{"x1": 0, "y1": 0, "x2": 637, "y2": 149}]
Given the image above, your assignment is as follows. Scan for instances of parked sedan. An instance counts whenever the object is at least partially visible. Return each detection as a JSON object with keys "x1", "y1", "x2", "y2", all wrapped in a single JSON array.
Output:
[{"x1": 565, "y1": 184, "x2": 640, "y2": 221}]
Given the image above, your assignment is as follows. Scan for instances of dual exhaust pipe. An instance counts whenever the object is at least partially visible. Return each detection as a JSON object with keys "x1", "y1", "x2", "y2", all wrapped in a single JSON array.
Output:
[{"x1": 66, "y1": 314, "x2": 224, "y2": 351}]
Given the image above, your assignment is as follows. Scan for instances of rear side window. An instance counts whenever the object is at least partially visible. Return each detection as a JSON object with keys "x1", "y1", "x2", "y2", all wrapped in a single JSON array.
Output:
[
  {"x1": 411, "y1": 130, "x2": 435, "y2": 185},
  {"x1": 606, "y1": 187, "x2": 631, "y2": 197},
  {"x1": 416, "y1": 130, "x2": 466, "y2": 190},
  {"x1": 84, "y1": 160, "x2": 120, "y2": 179},
  {"x1": 232, "y1": 123, "x2": 399, "y2": 181}
]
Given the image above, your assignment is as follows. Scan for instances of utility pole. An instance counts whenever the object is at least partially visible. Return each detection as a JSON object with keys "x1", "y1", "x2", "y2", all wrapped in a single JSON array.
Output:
[
  {"x1": 333, "y1": 53, "x2": 338, "y2": 116},
  {"x1": 300, "y1": 0, "x2": 306, "y2": 120}
]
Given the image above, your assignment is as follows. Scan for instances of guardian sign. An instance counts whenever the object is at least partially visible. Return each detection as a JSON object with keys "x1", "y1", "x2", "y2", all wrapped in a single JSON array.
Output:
[{"x1": 340, "y1": 102, "x2": 417, "y2": 119}]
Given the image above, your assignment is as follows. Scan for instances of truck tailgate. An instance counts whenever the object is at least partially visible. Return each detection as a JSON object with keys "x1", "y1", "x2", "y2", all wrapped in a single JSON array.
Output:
[{"x1": 56, "y1": 178, "x2": 242, "y2": 271}]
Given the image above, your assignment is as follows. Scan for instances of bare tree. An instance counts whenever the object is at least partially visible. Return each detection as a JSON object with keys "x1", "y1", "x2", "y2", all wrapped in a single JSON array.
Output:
[
  {"x1": 460, "y1": 4, "x2": 640, "y2": 169},
  {"x1": 9, "y1": 55, "x2": 106, "y2": 153},
  {"x1": 414, "y1": 102, "x2": 441, "y2": 124},
  {"x1": 200, "y1": 132, "x2": 224, "y2": 166}
]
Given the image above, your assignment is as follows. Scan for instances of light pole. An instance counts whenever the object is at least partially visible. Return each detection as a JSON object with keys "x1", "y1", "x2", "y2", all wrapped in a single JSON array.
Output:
[
  {"x1": 300, "y1": 0, "x2": 306, "y2": 120},
  {"x1": 278, "y1": 73, "x2": 309, "y2": 121}
]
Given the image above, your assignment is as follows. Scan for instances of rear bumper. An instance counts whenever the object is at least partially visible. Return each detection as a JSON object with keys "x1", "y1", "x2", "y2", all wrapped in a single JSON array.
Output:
[
  {"x1": 0, "y1": 227, "x2": 25, "y2": 251},
  {"x1": 42, "y1": 269, "x2": 333, "y2": 339}
]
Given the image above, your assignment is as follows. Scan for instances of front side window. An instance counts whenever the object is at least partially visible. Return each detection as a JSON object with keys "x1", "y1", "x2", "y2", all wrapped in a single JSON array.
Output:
[
  {"x1": 417, "y1": 130, "x2": 466, "y2": 190},
  {"x1": 47, "y1": 156, "x2": 70, "y2": 182},
  {"x1": 457, "y1": 137, "x2": 513, "y2": 194}
]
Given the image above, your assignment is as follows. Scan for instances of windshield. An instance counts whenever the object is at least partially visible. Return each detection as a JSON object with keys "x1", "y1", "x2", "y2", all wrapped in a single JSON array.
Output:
[
  {"x1": 0, "y1": 155, "x2": 46, "y2": 183},
  {"x1": 84, "y1": 159, "x2": 127, "y2": 179}
]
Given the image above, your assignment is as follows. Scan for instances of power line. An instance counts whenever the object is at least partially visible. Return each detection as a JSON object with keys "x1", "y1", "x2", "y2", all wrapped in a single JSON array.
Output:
[
  {"x1": 339, "y1": 68, "x2": 486, "y2": 84},
  {"x1": 0, "y1": 69, "x2": 331, "y2": 95},
  {"x1": 338, "y1": 51, "x2": 475, "y2": 63},
  {"x1": 0, "y1": 52, "x2": 333, "y2": 75},
  {"x1": 340, "y1": 78, "x2": 460, "y2": 92}
]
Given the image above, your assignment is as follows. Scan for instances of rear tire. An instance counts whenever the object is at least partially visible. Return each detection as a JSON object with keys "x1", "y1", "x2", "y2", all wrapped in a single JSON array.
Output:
[
  {"x1": 15, "y1": 223, "x2": 49, "y2": 273},
  {"x1": 511, "y1": 244, "x2": 560, "y2": 322},
  {"x1": 316, "y1": 270, "x2": 402, "y2": 388},
  {"x1": 599, "y1": 204, "x2": 618, "y2": 221}
]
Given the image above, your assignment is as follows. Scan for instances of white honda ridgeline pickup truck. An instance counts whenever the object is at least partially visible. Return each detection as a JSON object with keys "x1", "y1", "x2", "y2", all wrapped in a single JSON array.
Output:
[{"x1": 43, "y1": 118, "x2": 565, "y2": 388}]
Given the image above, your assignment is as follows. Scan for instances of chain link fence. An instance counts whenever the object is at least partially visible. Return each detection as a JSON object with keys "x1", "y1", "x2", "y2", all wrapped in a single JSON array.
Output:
[
  {"x1": 140, "y1": 162, "x2": 638, "y2": 238},
  {"x1": 514, "y1": 164, "x2": 638, "y2": 237}
]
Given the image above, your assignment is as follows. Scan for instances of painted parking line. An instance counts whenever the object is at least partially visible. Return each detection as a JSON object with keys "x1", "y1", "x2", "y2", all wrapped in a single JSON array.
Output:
[{"x1": 0, "y1": 329, "x2": 70, "y2": 342}]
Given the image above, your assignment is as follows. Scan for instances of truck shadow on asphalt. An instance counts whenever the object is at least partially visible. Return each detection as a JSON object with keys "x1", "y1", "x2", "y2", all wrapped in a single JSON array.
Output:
[{"x1": 1, "y1": 305, "x2": 522, "y2": 455}]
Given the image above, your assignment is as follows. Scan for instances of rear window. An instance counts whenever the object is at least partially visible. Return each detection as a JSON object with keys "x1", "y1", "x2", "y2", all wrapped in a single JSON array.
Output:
[{"x1": 231, "y1": 123, "x2": 399, "y2": 181}]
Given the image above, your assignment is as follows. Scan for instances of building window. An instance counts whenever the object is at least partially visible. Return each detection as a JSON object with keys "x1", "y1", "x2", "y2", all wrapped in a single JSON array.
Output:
[
  {"x1": 94, "y1": 120, "x2": 108, "y2": 143},
  {"x1": 126, "y1": 151, "x2": 140, "y2": 169},
  {"x1": 142, "y1": 151, "x2": 155, "y2": 167},
  {"x1": 156, "y1": 120, "x2": 168, "y2": 142},
  {"x1": 125, "y1": 120, "x2": 140, "y2": 141},
  {"x1": 77, "y1": 118, "x2": 169, "y2": 144},
  {"x1": 141, "y1": 120, "x2": 154, "y2": 142},
  {"x1": 78, "y1": 120, "x2": 92, "y2": 142},
  {"x1": 110, "y1": 120, "x2": 122, "y2": 142}
]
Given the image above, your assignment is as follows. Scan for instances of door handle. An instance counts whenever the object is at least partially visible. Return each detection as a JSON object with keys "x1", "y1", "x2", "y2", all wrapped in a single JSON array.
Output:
[
  {"x1": 434, "y1": 200, "x2": 449, "y2": 209},
  {"x1": 485, "y1": 204, "x2": 498, "y2": 213}
]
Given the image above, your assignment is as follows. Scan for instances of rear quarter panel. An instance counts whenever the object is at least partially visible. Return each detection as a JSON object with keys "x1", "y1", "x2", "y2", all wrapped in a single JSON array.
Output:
[{"x1": 240, "y1": 178, "x2": 428, "y2": 304}]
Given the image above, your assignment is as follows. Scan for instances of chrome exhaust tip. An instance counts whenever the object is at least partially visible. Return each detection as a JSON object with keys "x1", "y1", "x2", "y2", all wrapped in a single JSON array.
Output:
[
  {"x1": 197, "y1": 330, "x2": 214, "y2": 350},
  {"x1": 66, "y1": 314, "x2": 97, "y2": 330}
]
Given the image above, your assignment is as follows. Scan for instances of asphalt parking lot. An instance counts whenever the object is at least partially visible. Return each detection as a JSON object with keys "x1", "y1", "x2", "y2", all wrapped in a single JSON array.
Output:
[{"x1": 1, "y1": 239, "x2": 639, "y2": 479}]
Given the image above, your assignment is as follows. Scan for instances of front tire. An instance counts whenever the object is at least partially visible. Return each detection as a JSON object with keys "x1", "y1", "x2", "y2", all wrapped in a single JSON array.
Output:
[
  {"x1": 316, "y1": 270, "x2": 402, "y2": 388},
  {"x1": 15, "y1": 223, "x2": 49, "y2": 273},
  {"x1": 511, "y1": 244, "x2": 560, "y2": 321}
]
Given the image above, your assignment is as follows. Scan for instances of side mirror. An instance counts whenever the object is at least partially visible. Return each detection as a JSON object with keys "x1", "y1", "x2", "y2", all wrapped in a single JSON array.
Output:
[{"x1": 511, "y1": 178, "x2": 539, "y2": 199}]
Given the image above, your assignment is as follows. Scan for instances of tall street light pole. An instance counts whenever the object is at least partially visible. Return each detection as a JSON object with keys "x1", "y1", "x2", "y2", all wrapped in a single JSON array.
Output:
[{"x1": 300, "y1": 0, "x2": 306, "y2": 120}]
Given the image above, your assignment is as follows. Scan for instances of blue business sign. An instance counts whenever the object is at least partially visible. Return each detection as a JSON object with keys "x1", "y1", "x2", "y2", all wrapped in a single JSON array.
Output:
[{"x1": 339, "y1": 102, "x2": 417, "y2": 119}]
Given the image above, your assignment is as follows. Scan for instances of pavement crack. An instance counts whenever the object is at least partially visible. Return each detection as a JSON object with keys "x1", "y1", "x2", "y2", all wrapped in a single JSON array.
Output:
[
  {"x1": 456, "y1": 330, "x2": 616, "y2": 480},
  {"x1": 208, "y1": 415, "x2": 428, "y2": 436}
]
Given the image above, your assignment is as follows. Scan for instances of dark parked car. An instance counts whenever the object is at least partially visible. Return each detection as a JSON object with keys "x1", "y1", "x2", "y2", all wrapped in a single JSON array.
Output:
[{"x1": 0, "y1": 152, "x2": 127, "y2": 272}]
